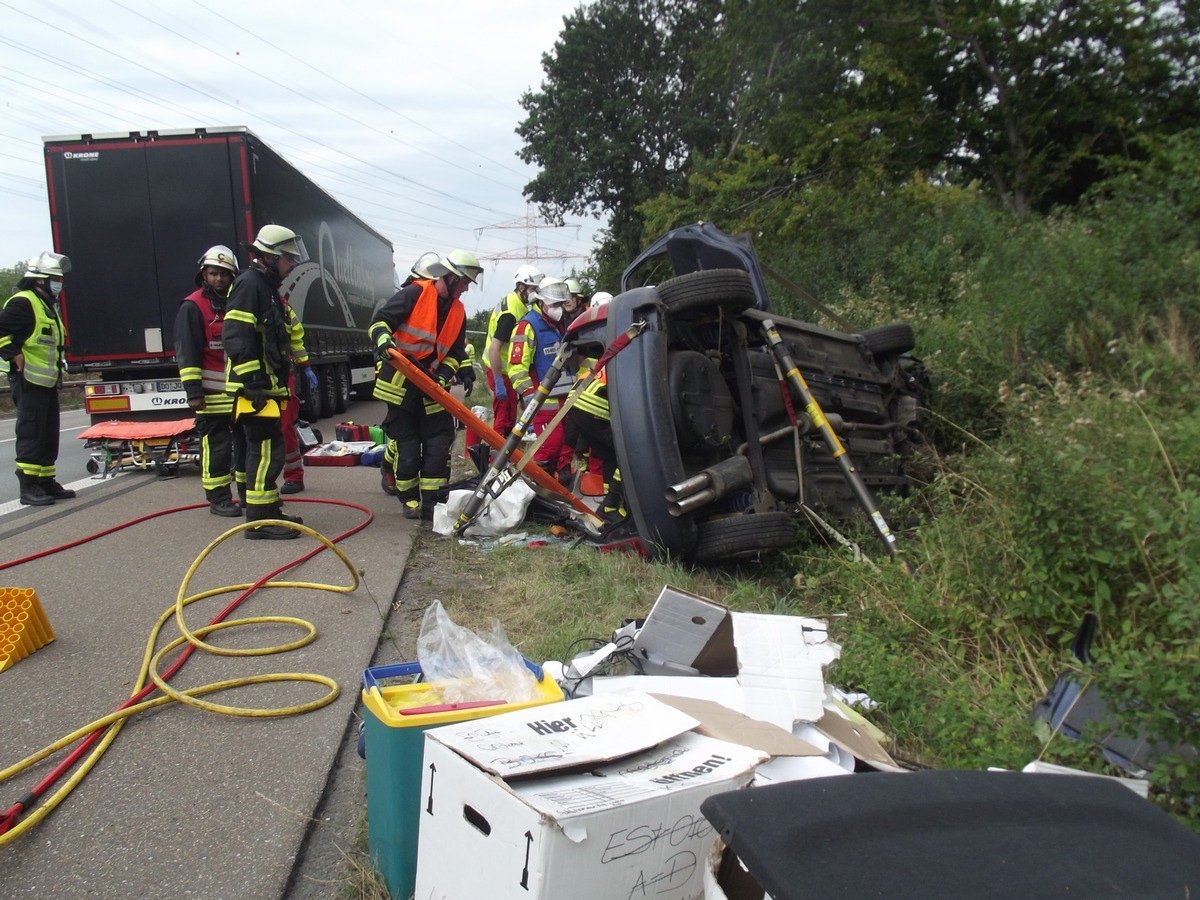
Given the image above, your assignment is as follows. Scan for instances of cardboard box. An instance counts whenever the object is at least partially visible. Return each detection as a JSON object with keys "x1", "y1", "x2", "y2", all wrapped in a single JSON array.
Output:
[{"x1": 414, "y1": 690, "x2": 766, "y2": 900}]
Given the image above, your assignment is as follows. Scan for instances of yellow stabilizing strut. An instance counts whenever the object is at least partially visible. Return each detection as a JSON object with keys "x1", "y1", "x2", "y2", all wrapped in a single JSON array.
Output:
[
  {"x1": 758, "y1": 318, "x2": 909, "y2": 573},
  {"x1": 0, "y1": 519, "x2": 359, "y2": 847}
]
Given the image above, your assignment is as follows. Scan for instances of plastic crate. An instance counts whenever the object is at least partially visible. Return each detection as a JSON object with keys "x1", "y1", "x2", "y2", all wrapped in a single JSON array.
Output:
[{"x1": 360, "y1": 659, "x2": 564, "y2": 900}]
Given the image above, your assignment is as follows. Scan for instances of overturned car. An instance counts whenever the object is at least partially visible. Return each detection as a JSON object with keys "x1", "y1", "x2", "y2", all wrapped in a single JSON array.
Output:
[{"x1": 568, "y1": 223, "x2": 926, "y2": 562}]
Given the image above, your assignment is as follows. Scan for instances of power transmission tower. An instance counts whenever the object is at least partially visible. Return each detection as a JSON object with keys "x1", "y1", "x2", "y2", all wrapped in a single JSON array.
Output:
[{"x1": 475, "y1": 204, "x2": 584, "y2": 263}]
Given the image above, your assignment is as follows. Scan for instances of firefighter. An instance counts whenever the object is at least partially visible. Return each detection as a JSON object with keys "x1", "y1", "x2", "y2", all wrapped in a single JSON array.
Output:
[
  {"x1": 175, "y1": 245, "x2": 243, "y2": 517},
  {"x1": 484, "y1": 264, "x2": 541, "y2": 437},
  {"x1": 562, "y1": 277, "x2": 586, "y2": 329},
  {"x1": 223, "y1": 224, "x2": 307, "y2": 540},
  {"x1": 564, "y1": 291, "x2": 624, "y2": 520},
  {"x1": 506, "y1": 277, "x2": 573, "y2": 473},
  {"x1": 370, "y1": 249, "x2": 478, "y2": 520},
  {"x1": 379, "y1": 252, "x2": 450, "y2": 497},
  {"x1": 0, "y1": 251, "x2": 74, "y2": 507}
]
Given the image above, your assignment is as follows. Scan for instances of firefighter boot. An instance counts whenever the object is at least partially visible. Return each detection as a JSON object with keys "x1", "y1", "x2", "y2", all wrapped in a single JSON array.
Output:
[
  {"x1": 244, "y1": 503, "x2": 301, "y2": 540},
  {"x1": 206, "y1": 487, "x2": 242, "y2": 518},
  {"x1": 41, "y1": 477, "x2": 76, "y2": 500},
  {"x1": 17, "y1": 472, "x2": 54, "y2": 507}
]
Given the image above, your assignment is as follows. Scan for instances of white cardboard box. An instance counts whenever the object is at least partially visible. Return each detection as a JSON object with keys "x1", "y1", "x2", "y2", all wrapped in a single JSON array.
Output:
[{"x1": 414, "y1": 690, "x2": 766, "y2": 900}]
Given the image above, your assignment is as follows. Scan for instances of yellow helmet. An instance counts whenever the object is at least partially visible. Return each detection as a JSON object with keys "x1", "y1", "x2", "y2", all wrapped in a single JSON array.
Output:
[
  {"x1": 251, "y1": 224, "x2": 307, "y2": 260},
  {"x1": 441, "y1": 248, "x2": 483, "y2": 284}
]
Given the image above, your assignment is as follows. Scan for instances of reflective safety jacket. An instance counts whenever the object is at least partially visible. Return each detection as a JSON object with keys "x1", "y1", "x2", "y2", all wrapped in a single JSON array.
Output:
[
  {"x1": 506, "y1": 309, "x2": 573, "y2": 410},
  {"x1": 223, "y1": 263, "x2": 293, "y2": 398},
  {"x1": 574, "y1": 367, "x2": 609, "y2": 421},
  {"x1": 369, "y1": 280, "x2": 466, "y2": 407},
  {"x1": 175, "y1": 286, "x2": 234, "y2": 415},
  {"x1": 483, "y1": 290, "x2": 527, "y2": 372},
  {"x1": 0, "y1": 289, "x2": 64, "y2": 388}
]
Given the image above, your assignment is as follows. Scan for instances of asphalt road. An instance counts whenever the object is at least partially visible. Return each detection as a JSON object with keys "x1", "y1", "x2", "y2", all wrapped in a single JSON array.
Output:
[
  {"x1": 0, "y1": 407, "x2": 93, "y2": 510},
  {"x1": 0, "y1": 398, "x2": 425, "y2": 898}
]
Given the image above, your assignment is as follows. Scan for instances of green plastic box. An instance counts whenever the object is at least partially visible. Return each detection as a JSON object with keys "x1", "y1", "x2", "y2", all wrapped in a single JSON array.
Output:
[{"x1": 360, "y1": 660, "x2": 564, "y2": 900}]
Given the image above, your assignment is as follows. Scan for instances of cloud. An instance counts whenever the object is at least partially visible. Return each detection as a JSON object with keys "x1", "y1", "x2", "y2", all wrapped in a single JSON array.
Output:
[{"x1": 0, "y1": 0, "x2": 600, "y2": 313}]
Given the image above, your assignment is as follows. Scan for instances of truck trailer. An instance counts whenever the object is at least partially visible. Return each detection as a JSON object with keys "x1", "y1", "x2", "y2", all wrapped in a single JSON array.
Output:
[{"x1": 42, "y1": 126, "x2": 397, "y2": 423}]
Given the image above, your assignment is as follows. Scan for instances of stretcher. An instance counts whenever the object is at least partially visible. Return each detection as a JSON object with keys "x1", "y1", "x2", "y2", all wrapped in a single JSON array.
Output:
[{"x1": 77, "y1": 418, "x2": 199, "y2": 477}]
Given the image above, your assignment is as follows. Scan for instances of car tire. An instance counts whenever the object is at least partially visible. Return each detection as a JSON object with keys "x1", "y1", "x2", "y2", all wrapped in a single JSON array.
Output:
[
  {"x1": 656, "y1": 269, "x2": 756, "y2": 315},
  {"x1": 693, "y1": 511, "x2": 796, "y2": 560},
  {"x1": 333, "y1": 363, "x2": 350, "y2": 414},
  {"x1": 860, "y1": 323, "x2": 915, "y2": 356}
]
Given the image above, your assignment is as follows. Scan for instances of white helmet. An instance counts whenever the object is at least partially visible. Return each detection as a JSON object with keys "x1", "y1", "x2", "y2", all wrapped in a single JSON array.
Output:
[
  {"x1": 590, "y1": 291, "x2": 614, "y2": 309},
  {"x1": 25, "y1": 251, "x2": 72, "y2": 279},
  {"x1": 514, "y1": 264, "x2": 542, "y2": 287},
  {"x1": 251, "y1": 224, "x2": 307, "y2": 260},
  {"x1": 534, "y1": 277, "x2": 571, "y2": 306},
  {"x1": 411, "y1": 251, "x2": 448, "y2": 280},
  {"x1": 197, "y1": 245, "x2": 238, "y2": 274},
  {"x1": 441, "y1": 248, "x2": 483, "y2": 284}
]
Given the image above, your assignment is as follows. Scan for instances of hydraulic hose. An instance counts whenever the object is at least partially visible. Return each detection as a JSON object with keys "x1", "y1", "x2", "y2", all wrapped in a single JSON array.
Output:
[{"x1": 0, "y1": 497, "x2": 374, "y2": 846}]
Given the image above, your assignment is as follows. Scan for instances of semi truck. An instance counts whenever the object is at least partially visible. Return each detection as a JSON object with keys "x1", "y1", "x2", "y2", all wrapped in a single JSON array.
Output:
[{"x1": 41, "y1": 126, "x2": 397, "y2": 423}]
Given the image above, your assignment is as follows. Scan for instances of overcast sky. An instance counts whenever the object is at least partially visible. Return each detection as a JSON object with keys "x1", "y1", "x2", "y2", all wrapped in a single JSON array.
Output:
[{"x1": 0, "y1": 0, "x2": 600, "y2": 315}]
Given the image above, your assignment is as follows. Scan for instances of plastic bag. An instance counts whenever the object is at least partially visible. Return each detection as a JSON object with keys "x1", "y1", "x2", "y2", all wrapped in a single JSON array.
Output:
[
  {"x1": 432, "y1": 479, "x2": 536, "y2": 538},
  {"x1": 415, "y1": 600, "x2": 540, "y2": 704}
]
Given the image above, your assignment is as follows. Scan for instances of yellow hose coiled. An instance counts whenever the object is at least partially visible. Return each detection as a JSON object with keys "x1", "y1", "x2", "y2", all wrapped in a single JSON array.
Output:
[{"x1": 0, "y1": 519, "x2": 360, "y2": 847}]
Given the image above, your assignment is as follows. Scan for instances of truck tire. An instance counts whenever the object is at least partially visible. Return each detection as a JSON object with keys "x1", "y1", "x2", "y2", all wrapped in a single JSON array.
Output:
[
  {"x1": 860, "y1": 323, "x2": 915, "y2": 357},
  {"x1": 694, "y1": 511, "x2": 795, "y2": 561},
  {"x1": 333, "y1": 363, "x2": 350, "y2": 414},
  {"x1": 657, "y1": 269, "x2": 755, "y2": 316},
  {"x1": 318, "y1": 365, "x2": 337, "y2": 420}
]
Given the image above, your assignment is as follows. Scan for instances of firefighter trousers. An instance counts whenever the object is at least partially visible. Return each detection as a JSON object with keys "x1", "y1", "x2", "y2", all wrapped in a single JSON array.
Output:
[
  {"x1": 383, "y1": 392, "x2": 455, "y2": 511},
  {"x1": 10, "y1": 373, "x2": 60, "y2": 480},
  {"x1": 239, "y1": 412, "x2": 284, "y2": 511},
  {"x1": 196, "y1": 410, "x2": 243, "y2": 493}
]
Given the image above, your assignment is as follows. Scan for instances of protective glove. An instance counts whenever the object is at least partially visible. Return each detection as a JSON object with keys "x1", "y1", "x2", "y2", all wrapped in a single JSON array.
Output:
[
  {"x1": 375, "y1": 338, "x2": 397, "y2": 363},
  {"x1": 460, "y1": 373, "x2": 475, "y2": 397},
  {"x1": 493, "y1": 378, "x2": 508, "y2": 402},
  {"x1": 244, "y1": 385, "x2": 269, "y2": 412},
  {"x1": 303, "y1": 366, "x2": 319, "y2": 392}
]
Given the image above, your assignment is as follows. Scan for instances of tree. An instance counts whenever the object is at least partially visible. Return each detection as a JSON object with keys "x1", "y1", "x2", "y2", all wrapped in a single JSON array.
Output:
[{"x1": 517, "y1": 0, "x2": 726, "y2": 269}]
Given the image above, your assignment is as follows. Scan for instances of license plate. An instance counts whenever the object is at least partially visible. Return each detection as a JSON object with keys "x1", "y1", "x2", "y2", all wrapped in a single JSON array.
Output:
[{"x1": 156, "y1": 380, "x2": 183, "y2": 392}]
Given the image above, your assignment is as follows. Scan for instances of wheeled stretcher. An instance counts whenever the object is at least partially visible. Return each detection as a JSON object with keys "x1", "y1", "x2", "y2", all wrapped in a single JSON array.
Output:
[{"x1": 77, "y1": 418, "x2": 199, "y2": 477}]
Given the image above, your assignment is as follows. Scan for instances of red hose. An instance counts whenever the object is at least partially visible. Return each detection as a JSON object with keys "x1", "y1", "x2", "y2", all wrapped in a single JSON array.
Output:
[{"x1": 0, "y1": 497, "x2": 374, "y2": 835}]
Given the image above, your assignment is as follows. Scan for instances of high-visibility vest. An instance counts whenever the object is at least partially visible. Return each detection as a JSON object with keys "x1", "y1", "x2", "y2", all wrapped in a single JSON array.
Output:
[
  {"x1": 483, "y1": 291, "x2": 527, "y2": 372},
  {"x1": 393, "y1": 281, "x2": 464, "y2": 368},
  {"x1": 3, "y1": 289, "x2": 63, "y2": 388},
  {"x1": 575, "y1": 367, "x2": 609, "y2": 421}
]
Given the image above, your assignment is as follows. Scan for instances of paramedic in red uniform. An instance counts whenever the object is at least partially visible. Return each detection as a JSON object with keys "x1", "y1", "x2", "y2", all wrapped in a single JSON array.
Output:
[{"x1": 175, "y1": 245, "x2": 243, "y2": 517}]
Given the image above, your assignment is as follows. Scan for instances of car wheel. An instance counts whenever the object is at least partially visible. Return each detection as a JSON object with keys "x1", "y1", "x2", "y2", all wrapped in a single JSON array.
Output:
[
  {"x1": 693, "y1": 511, "x2": 796, "y2": 560},
  {"x1": 657, "y1": 269, "x2": 756, "y2": 315},
  {"x1": 333, "y1": 363, "x2": 350, "y2": 414},
  {"x1": 860, "y1": 323, "x2": 915, "y2": 356}
]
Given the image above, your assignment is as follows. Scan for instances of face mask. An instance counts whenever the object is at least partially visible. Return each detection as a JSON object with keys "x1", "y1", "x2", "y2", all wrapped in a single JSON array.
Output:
[
  {"x1": 544, "y1": 305, "x2": 563, "y2": 323},
  {"x1": 49, "y1": 281, "x2": 62, "y2": 298}
]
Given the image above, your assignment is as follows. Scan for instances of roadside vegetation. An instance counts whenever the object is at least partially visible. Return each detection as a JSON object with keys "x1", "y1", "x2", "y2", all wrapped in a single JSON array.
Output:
[{"x1": 503, "y1": 0, "x2": 1200, "y2": 828}]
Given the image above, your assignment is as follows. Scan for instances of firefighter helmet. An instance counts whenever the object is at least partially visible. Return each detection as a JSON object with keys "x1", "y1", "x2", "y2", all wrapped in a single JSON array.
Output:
[
  {"x1": 197, "y1": 245, "x2": 238, "y2": 274},
  {"x1": 565, "y1": 277, "x2": 584, "y2": 297},
  {"x1": 590, "y1": 291, "x2": 614, "y2": 309},
  {"x1": 411, "y1": 251, "x2": 448, "y2": 280},
  {"x1": 441, "y1": 248, "x2": 483, "y2": 284},
  {"x1": 251, "y1": 224, "x2": 306, "y2": 259},
  {"x1": 514, "y1": 264, "x2": 542, "y2": 287},
  {"x1": 534, "y1": 277, "x2": 571, "y2": 306},
  {"x1": 24, "y1": 251, "x2": 72, "y2": 279}
]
